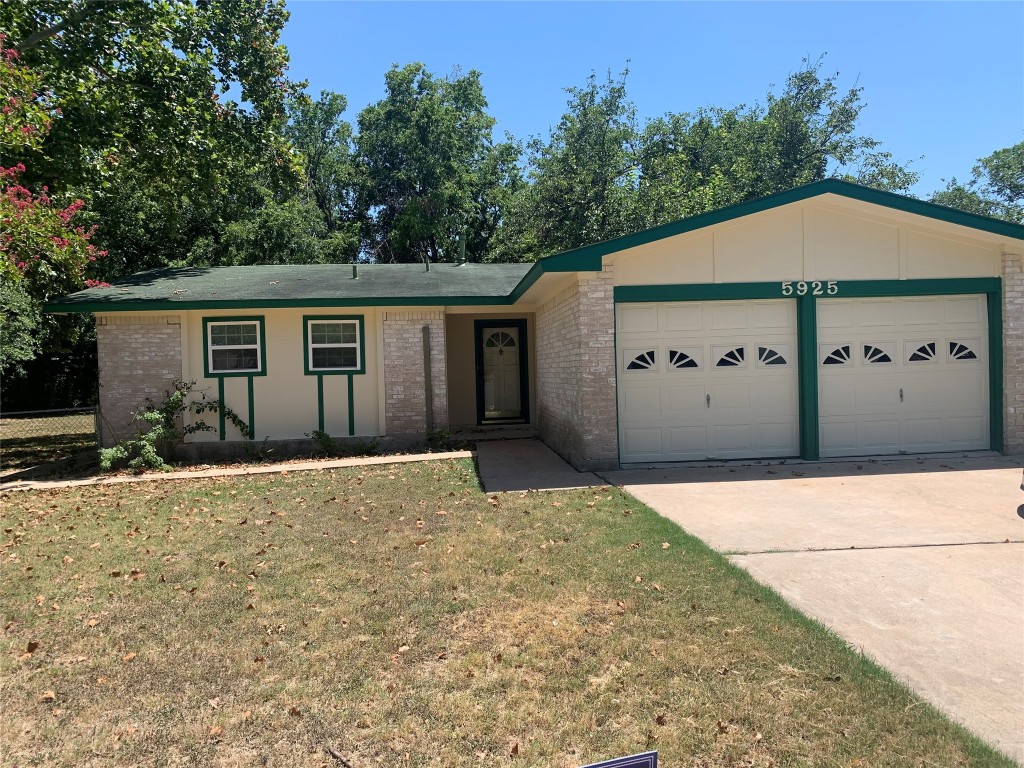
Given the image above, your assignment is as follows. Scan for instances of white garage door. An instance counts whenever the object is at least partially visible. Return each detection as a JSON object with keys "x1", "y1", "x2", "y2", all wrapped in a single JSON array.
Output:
[
  {"x1": 616, "y1": 300, "x2": 800, "y2": 463},
  {"x1": 818, "y1": 295, "x2": 989, "y2": 457}
]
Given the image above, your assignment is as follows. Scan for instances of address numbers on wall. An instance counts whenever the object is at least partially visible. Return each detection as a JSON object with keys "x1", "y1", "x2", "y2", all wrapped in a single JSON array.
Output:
[{"x1": 781, "y1": 280, "x2": 839, "y2": 296}]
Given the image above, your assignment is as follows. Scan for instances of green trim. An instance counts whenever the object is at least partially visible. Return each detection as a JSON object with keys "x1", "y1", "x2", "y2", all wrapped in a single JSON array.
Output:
[
  {"x1": 217, "y1": 378, "x2": 225, "y2": 441},
  {"x1": 796, "y1": 295, "x2": 820, "y2": 460},
  {"x1": 614, "y1": 278, "x2": 1003, "y2": 304},
  {"x1": 615, "y1": 282, "x2": 785, "y2": 303},
  {"x1": 347, "y1": 374, "x2": 355, "y2": 436},
  {"x1": 202, "y1": 316, "x2": 268, "y2": 378},
  {"x1": 828, "y1": 277, "x2": 1001, "y2": 298},
  {"x1": 302, "y1": 314, "x2": 367, "y2": 376},
  {"x1": 49, "y1": 295, "x2": 511, "y2": 313},
  {"x1": 506, "y1": 251, "x2": 604, "y2": 302},
  {"x1": 317, "y1": 374, "x2": 325, "y2": 433},
  {"x1": 988, "y1": 291, "x2": 1004, "y2": 453},
  {"x1": 524, "y1": 179, "x2": 1024, "y2": 271},
  {"x1": 247, "y1": 375, "x2": 255, "y2": 440}
]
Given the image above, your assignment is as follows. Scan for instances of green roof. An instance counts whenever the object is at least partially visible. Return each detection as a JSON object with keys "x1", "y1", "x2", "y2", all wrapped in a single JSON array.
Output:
[
  {"x1": 47, "y1": 263, "x2": 533, "y2": 312},
  {"x1": 48, "y1": 179, "x2": 1024, "y2": 314}
]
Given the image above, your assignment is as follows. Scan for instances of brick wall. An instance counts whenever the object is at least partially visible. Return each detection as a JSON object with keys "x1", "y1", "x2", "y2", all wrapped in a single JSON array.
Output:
[
  {"x1": 1004, "y1": 252, "x2": 1023, "y2": 454},
  {"x1": 535, "y1": 265, "x2": 619, "y2": 470},
  {"x1": 96, "y1": 315, "x2": 182, "y2": 447},
  {"x1": 382, "y1": 311, "x2": 448, "y2": 435}
]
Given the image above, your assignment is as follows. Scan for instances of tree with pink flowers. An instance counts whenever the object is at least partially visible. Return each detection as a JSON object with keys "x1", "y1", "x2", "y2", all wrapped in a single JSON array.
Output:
[{"x1": 0, "y1": 36, "x2": 105, "y2": 376}]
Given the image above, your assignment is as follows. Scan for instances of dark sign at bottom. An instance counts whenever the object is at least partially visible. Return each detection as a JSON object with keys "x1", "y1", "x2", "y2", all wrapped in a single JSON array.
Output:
[{"x1": 582, "y1": 751, "x2": 657, "y2": 768}]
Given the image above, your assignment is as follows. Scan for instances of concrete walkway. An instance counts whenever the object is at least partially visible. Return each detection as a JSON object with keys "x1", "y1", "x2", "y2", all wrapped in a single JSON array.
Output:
[
  {"x1": 475, "y1": 439, "x2": 601, "y2": 492},
  {"x1": 0, "y1": 450, "x2": 475, "y2": 493},
  {"x1": 604, "y1": 455, "x2": 1024, "y2": 762}
]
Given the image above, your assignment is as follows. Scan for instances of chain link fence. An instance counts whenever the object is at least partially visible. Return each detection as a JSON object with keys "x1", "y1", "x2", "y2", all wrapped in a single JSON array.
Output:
[{"x1": 0, "y1": 407, "x2": 98, "y2": 472}]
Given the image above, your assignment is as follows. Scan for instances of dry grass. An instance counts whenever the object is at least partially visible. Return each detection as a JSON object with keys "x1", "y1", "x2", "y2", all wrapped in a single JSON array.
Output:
[{"x1": 0, "y1": 459, "x2": 1011, "y2": 767}]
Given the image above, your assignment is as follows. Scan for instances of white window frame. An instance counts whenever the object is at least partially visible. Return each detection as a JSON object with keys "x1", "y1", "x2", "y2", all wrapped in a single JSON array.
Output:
[
  {"x1": 207, "y1": 320, "x2": 263, "y2": 374},
  {"x1": 306, "y1": 318, "x2": 362, "y2": 373}
]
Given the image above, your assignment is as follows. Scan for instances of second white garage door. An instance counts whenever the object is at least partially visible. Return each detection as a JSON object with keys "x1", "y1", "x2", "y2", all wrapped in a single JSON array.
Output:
[
  {"x1": 616, "y1": 300, "x2": 800, "y2": 463},
  {"x1": 817, "y1": 295, "x2": 990, "y2": 457}
]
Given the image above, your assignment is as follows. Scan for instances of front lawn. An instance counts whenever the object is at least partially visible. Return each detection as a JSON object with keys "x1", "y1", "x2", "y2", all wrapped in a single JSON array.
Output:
[{"x1": 0, "y1": 459, "x2": 1009, "y2": 767}]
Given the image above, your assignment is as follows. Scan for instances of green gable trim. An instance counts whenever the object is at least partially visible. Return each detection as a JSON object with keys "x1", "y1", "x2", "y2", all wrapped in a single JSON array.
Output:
[{"x1": 542, "y1": 179, "x2": 1024, "y2": 268}]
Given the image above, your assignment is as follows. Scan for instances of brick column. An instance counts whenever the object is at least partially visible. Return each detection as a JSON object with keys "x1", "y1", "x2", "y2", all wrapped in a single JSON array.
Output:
[
  {"x1": 577, "y1": 266, "x2": 618, "y2": 468},
  {"x1": 1003, "y1": 252, "x2": 1023, "y2": 454},
  {"x1": 535, "y1": 264, "x2": 619, "y2": 471},
  {"x1": 96, "y1": 315, "x2": 182, "y2": 447},
  {"x1": 382, "y1": 311, "x2": 448, "y2": 435}
]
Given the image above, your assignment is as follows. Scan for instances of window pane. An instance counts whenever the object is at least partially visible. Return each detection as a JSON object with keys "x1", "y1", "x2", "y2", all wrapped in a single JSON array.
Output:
[
  {"x1": 311, "y1": 321, "x2": 357, "y2": 345},
  {"x1": 212, "y1": 348, "x2": 258, "y2": 371},
  {"x1": 312, "y1": 347, "x2": 357, "y2": 370},
  {"x1": 210, "y1": 323, "x2": 257, "y2": 347}
]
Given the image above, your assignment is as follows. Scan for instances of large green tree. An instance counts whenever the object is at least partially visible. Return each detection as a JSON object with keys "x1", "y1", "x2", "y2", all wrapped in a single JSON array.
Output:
[
  {"x1": 506, "y1": 58, "x2": 919, "y2": 258},
  {"x1": 637, "y1": 58, "x2": 919, "y2": 228},
  {"x1": 931, "y1": 141, "x2": 1023, "y2": 223},
  {"x1": 501, "y1": 69, "x2": 641, "y2": 259},
  {"x1": 355, "y1": 63, "x2": 521, "y2": 263},
  {"x1": 1, "y1": 0, "x2": 304, "y2": 277}
]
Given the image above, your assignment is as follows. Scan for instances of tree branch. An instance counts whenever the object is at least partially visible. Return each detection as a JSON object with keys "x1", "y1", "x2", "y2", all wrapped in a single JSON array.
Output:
[{"x1": 16, "y1": 1, "x2": 110, "y2": 52}]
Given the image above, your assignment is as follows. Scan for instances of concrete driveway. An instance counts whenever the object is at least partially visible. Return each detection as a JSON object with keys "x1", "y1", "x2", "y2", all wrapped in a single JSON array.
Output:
[{"x1": 603, "y1": 455, "x2": 1024, "y2": 763}]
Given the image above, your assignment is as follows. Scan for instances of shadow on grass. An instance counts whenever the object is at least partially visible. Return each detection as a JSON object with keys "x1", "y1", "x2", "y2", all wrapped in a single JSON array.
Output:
[{"x1": 1, "y1": 433, "x2": 97, "y2": 471}]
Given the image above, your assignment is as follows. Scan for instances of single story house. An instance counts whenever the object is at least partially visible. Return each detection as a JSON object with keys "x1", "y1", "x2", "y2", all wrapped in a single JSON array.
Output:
[{"x1": 48, "y1": 179, "x2": 1024, "y2": 470}]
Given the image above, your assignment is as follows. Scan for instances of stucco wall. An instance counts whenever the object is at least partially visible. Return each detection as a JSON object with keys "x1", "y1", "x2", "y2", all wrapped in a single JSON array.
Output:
[
  {"x1": 96, "y1": 314, "x2": 182, "y2": 447},
  {"x1": 382, "y1": 311, "x2": 448, "y2": 435},
  {"x1": 444, "y1": 312, "x2": 537, "y2": 427},
  {"x1": 610, "y1": 201, "x2": 1004, "y2": 286},
  {"x1": 182, "y1": 307, "x2": 381, "y2": 441},
  {"x1": 1004, "y1": 251, "x2": 1024, "y2": 453},
  {"x1": 535, "y1": 268, "x2": 617, "y2": 470}
]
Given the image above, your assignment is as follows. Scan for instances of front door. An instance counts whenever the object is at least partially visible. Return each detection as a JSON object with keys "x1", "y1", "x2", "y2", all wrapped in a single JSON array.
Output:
[{"x1": 477, "y1": 323, "x2": 526, "y2": 422}]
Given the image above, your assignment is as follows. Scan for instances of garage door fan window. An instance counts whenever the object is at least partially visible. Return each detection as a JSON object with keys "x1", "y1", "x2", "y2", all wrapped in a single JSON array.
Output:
[
  {"x1": 627, "y1": 350, "x2": 657, "y2": 370},
  {"x1": 949, "y1": 342, "x2": 978, "y2": 360}
]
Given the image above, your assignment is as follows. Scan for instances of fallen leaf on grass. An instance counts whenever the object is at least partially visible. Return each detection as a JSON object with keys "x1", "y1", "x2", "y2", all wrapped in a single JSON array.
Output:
[
  {"x1": 209, "y1": 725, "x2": 223, "y2": 737},
  {"x1": 655, "y1": 714, "x2": 668, "y2": 726},
  {"x1": 208, "y1": 697, "x2": 221, "y2": 709},
  {"x1": 122, "y1": 652, "x2": 137, "y2": 662},
  {"x1": 40, "y1": 690, "x2": 56, "y2": 702},
  {"x1": 288, "y1": 706, "x2": 301, "y2": 717},
  {"x1": 661, "y1": 542, "x2": 671, "y2": 549},
  {"x1": 87, "y1": 619, "x2": 99, "y2": 627},
  {"x1": 510, "y1": 742, "x2": 519, "y2": 758},
  {"x1": 26, "y1": 641, "x2": 39, "y2": 654}
]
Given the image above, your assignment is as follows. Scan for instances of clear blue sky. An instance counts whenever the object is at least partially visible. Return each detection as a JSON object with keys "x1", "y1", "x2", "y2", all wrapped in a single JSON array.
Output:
[{"x1": 281, "y1": 1, "x2": 1023, "y2": 197}]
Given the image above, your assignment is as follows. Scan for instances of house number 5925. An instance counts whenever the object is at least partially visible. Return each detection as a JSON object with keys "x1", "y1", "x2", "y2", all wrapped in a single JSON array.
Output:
[{"x1": 781, "y1": 280, "x2": 838, "y2": 296}]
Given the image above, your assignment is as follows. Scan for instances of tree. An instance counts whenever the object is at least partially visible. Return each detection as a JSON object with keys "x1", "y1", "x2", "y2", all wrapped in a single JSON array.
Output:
[
  {"x1": 0, "y1": 38, "x2": 104, "y2": 380},
  {"x1": 509, "y1": 69, "x2": 641, "y2": 257},
  {"x1": 355, "y1": 63, "x2": 520, "y2": 263},
  {"x1": 637, "y1": 58, "x2": 918, "y2": 227},
  {"x1": 1, "y1": 0, "x2": 305, "y2": 276},
  {"x1": 931, "y1": 141, "x2": 1023, "y2": 223}
]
